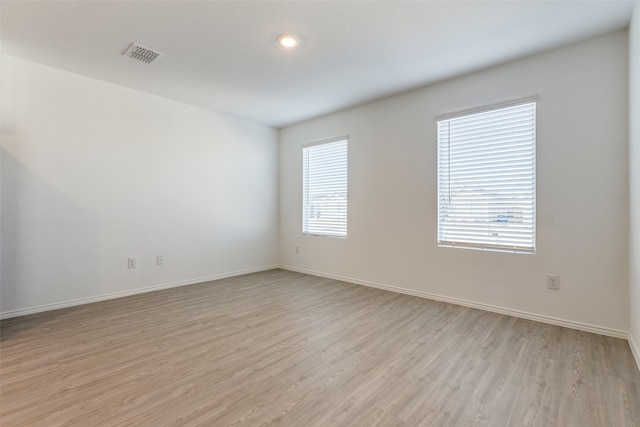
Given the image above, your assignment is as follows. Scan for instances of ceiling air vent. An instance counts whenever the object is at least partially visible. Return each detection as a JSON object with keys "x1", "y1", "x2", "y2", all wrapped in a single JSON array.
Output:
[{"x1": 123, "y1": 43, "x2": 165, "y2": 65}]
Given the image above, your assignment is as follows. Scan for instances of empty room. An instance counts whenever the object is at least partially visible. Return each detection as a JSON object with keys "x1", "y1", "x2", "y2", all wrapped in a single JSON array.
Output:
[{"x1": 2, "y1": 0, "x2": 640, "y2": 425}]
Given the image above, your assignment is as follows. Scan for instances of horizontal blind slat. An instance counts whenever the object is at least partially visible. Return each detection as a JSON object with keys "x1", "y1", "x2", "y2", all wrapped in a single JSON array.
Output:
[
  {"x1": 438, "y1": 101, "x2": 536, "y2": 253},
  {"x1": 303, "y1": 139, "x2": 348, "y2": 238}
]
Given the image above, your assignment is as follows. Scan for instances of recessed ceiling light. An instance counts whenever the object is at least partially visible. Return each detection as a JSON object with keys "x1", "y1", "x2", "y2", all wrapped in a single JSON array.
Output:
[{"x1": 277, "y1": 34, "x2": 299, "y2": 48}]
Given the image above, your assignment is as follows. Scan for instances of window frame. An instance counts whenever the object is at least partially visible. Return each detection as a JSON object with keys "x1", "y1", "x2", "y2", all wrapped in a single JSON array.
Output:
[
  {"x1": 302, "y1": 136, "x2": 349, "y2": 239},
  {"x1": 436, "y1": 98, "x2": 537, "y2": 254}
]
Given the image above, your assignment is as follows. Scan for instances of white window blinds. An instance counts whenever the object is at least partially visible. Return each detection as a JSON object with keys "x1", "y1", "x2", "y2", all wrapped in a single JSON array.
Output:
[
  {"x1": 303, "y1": 138, "x2": 348, "y2": 238},
  {"x1": 437, "y1": 101, "x2": 536, "y2": 253}
]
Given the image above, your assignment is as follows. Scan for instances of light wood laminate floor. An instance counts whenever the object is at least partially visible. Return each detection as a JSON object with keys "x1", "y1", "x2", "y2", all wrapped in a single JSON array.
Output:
[{"x1": 1, "y1": 269, "x2": 639, "y2": 426}]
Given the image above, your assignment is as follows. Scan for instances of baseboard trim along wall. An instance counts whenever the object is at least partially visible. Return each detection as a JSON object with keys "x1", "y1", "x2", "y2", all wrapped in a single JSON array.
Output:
[
  {"x1": 629, "y1": 334, "x2": 640, "y2": 372},
  {"x1": 0, "y1": 265, "x2": 279, "y2": 320},
  {"x1": 3, "y1": 264, "x2": 631, "y2": 344},
  {"x1": 280, "y1": 265, "x2": 629, "y2": 340}
]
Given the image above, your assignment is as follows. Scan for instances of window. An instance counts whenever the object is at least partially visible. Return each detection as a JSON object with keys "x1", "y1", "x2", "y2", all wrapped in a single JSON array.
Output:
[
  {"x1": 303, "y1": 138, "x2": 348, "y2": 238},
  {"x1": 437, "y1": 100, "x2": 536, "y2": 253}
]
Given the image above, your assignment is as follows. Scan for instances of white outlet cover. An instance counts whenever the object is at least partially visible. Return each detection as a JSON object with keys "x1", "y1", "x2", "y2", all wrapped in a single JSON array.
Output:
[{"x1": 547, "y1": 274, "x2": 559, "y2": 290}]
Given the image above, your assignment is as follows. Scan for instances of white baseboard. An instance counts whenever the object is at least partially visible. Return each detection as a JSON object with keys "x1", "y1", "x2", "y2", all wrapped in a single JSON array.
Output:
[
  {"x1": 0, "y1": 265, "x2": 279, "y2": 320},
  {"x1": 3, "y1": 263, "x2": 632, "y2": 347},
  {"x1": 629, "y1": 334, "x2": 640, "y2": 372},
  {"x1": 280, "y1": 265, "x2": 629, "y2": 340}
]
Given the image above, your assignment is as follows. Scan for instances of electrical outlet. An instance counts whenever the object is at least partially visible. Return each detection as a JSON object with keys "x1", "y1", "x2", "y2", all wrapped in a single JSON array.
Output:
[
  {"x1": 295, "y1": 246, "x2": 300, "y2": 254},
  {"x1": 547, "y1": 274, "x2": 559, "y2": 290},
  {"x1": 157, "y1": 256, "x2": 164, "y2": 265},
  {"x1": 128, "y1": 257, "x2": 137, "y2": 269}
]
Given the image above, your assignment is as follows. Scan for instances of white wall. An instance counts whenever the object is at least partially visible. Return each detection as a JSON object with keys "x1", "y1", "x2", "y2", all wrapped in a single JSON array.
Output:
[
  {"x1": 1, "y1": 55, "x2": 279, "y2": 317},
  {"x1": 629, "y1": 2, "x2": 640, "y2": 358},
  {"x1": 280, "y1": 31, "x2": 629, "y2": 335}
]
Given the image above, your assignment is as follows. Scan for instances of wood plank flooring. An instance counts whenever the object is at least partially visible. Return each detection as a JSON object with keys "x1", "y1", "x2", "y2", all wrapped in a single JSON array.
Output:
[{"x1": 1, "y1": 269, "x2": 639, "y2": 426}]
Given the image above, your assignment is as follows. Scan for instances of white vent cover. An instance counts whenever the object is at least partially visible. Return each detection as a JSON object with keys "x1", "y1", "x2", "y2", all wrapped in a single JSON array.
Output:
[{"x1": 123, "y1": 43, "x2": 165, "y2": 64}]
